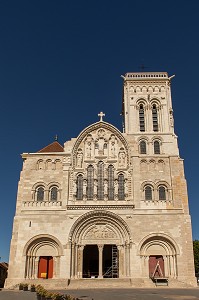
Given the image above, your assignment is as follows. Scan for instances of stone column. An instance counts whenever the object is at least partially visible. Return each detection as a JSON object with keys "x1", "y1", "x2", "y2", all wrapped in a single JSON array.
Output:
[
  {"x1": 31, "y1": 256, "x2": 35, "y2": 279},
  {"x1": 53, "y1": 257, "x2": 57, "y2": 278},
  {"x1": 118, "y1": 245, "x2": 123, "y2": 278},
  {"x1": 71, "y1": 243, "x2": 75, "y2": 279},
  {"x1": 34, "y1": 257, "x2": 39, "y2": 279},
  {"x1": 125, "y1": 243, "x2": 130, "y2": 277},
  {"x1": 163, "y1": 255, "x2": 168, "y2": 277},
  {"x1": 98, "y1": 245, "x2": 104, "y2": 278},
  {"x1": 77, "y1": 245, "x2": 84, "y2": 278},
  {"x1": 26, "y1": 256, "x2": 30, "y2": 279}
]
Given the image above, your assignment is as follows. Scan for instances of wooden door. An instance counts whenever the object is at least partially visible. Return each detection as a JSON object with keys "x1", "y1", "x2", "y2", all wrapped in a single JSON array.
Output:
[
  {"x1": 38, "y1": 256, "x2": 53, "y2": 279},
  {"x1": 149, "y1": 255, "x2": 164, "y2": 278}
]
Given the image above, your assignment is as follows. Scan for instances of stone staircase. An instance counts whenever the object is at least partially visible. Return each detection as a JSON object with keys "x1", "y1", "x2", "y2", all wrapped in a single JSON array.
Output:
[{"x1": 68, "y1": 278, "x2": 132, "y2": 289}]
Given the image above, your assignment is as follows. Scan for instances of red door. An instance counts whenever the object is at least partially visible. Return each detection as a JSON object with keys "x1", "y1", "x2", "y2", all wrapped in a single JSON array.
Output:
[
  {"x1": 149, "y1": 255, "x2": 164, "y2": 278},
  {"x1": 38, "y1": 256, "x2": 53, "y2": 279}
]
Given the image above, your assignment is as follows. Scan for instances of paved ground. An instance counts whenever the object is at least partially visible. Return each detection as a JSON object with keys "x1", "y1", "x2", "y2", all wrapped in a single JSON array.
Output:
[{"x1": 1, "y1": 288, "x2": 199, "y2": 300}]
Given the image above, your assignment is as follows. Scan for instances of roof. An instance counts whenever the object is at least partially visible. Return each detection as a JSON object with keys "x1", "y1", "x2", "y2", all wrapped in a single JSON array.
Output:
[{"x1": 37, "y1": 141, "x2": 64, "y2": 153}]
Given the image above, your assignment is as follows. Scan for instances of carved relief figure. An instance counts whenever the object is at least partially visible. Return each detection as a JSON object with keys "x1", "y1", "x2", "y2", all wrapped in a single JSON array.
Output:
[
  {"x1": 86, "y1": 142, "x2": 92, "y2": 158},
  {"x1": 76, "y1": 149, "x2": 83, "y2": 168},
  {"x1": 85, "y1": 225, "x2": 117, "y2": 239},
  {"x1": 118, "y1": 149, "x2": 126, "y2": 167}
]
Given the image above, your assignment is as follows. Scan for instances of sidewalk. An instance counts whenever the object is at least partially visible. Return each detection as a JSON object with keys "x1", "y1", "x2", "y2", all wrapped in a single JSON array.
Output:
[{"x1": 0, "y1": 290, "x2": 37, "y2": 300}]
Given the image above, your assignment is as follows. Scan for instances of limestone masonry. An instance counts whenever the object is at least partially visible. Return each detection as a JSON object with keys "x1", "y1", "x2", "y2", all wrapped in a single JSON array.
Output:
[{"x1": 5, "y1": 72, "x2": 196, "y2": 288}]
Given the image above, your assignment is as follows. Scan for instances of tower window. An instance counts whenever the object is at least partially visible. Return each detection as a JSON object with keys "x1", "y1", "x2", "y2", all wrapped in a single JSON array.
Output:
[
  {"x1": 139, "y1": 104, "x2": 145, "y2": 132},
  {"x1": 36, "y1": 186, "x2": 44, "y2": 201},
  {"x1": 154, "y1": 140, "x2": 160, "y2": 154},
  {"x1": 152, "y1": 104, "x2": 158, "y2": 132},
  {"x1": 50, "y1": 186, "x2": 58, "y2": 201},
  {"x1": 77, "y1": 175, "x2": 83, "y2": 200},
  {"x1": 140, "y1": 140, "x2": 147, "y2": 154},
  {"x1": 145, "y1": 185, "x2": 152, "y2": 200},
  {"x1": 159, "y1": 186, "x2": 166, "y2": 200}
]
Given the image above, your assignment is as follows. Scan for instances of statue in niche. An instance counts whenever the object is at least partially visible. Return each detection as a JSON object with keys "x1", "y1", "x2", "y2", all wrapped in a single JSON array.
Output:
[
  {"x1": 86, "y1": 141, "x2": 92, "y2": 158},
  {"x1": 110, "y1": 141, "x2": 116, "y2": 158},
  {"x1": 118, "y1": 149, "x2": 126, "y2": 167},
  {"x1": 83, "y1": 179, "x2": 87, "y2": 196},
  {"x1": 98, "y1": 137, "x2": 105, "y2": 155},
  {"x1": 85, "y1": 134, "x2": 93, "y2": 159},
  {"x1": 76, "y1": 149, "x2": 83, "y2": 168},
  {"x1": 104, "y1": 179, "x2": 108, "y2": 195},
  {"x1": 169, "y1": 108, "x2": 174, "y2": 127}
]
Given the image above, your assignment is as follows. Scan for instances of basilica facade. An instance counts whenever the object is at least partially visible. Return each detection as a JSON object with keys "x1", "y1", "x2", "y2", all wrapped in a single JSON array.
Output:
[{"x1": 5, "y1": 72, "x2": 196, "y2": 288}]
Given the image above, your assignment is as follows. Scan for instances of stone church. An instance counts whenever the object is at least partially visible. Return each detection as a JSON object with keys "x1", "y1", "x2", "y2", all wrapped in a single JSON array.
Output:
[{"x1": 6, "y1": 72, "x2": 196, "y2": 288}]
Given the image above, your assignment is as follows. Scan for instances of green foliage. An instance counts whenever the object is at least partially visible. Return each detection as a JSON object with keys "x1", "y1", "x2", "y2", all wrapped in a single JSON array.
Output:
[{"x1": 193, "y1": 240, "x2": 199, "y2": 274}]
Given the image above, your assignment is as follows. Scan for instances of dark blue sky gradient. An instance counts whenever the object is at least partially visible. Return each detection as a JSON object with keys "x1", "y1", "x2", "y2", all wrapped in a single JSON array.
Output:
[{"x1": 0, "y1": 0, "x2": 199, "y2": 261}]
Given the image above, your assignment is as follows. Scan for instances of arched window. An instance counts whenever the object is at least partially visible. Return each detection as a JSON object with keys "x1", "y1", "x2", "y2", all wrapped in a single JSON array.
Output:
[
  {"x1": 139, "y1": 104, "x2": 145, "y2": 132},
  {"x1": 154, "y1": 140, "x2": 160, "y2": 154},
  {"x1": 87, "y1": 165, "x2": 94, "y2": 200},
  {"x1": 140, "y1": 140, "x2": 147, "y2": 154},
  {"x1": 118, "y1": 174, "x2": 125, "y2": 200},
  {"x1": 97, "y1": 161, "x2": 104, "y2": 200},
  {"x1": 145, "y1": 185, "x2": 152, "y2": 200},
  {"x1": 77, "y1": 175, "x2": 83, "y2": 200},
  {"x1": 159, "y1": 186, "x2": 166, "y2": 200},
  {"x1": 50, "y1": 186, "x2": 58, "y2": 201},
  {"x1": 152, "y1": 104, "x2": 158, "y2": 131},
  {"x1": 108, "y1": 165, "x2": 114, "y2": 200},
  {"x1": 36, "y1": 186, "x2": 44, "y2": 201}
]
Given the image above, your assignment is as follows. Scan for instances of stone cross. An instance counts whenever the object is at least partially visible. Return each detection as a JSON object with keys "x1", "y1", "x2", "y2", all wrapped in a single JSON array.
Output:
[{"x1": 98, "y1": 111, "x2": 105, "y2": 122}]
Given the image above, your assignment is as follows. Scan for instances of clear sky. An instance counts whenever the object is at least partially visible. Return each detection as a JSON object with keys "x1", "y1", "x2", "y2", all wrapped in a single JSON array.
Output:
[{"x1": 0, "y1": 0, "x2": 199, "y2": 262}]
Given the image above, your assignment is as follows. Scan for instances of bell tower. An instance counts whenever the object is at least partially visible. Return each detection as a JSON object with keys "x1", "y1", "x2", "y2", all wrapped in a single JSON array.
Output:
[{"x1": 122, "y1": 72, "x2": 175, "y2": 135}]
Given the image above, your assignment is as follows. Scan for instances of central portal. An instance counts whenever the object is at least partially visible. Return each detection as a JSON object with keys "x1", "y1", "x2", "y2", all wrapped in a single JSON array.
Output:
[{"x1": 83, "y1": 244, "x2": 118, "y2": 278}]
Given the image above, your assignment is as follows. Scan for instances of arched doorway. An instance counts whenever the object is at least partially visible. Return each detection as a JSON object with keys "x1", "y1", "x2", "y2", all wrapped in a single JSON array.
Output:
[
  {"x1": 23, "y1": 235, "x2": 63, "y2": 279},
  {"x1": 69, "y1": 211, "x2": 131, "y2": 279},
  {"x1": 139, "y1": 234, "x2": 179, "y2": 279}
]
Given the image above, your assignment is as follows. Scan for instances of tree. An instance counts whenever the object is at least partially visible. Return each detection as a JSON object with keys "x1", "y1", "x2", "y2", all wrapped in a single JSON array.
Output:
[{"x1": 193, "y1": 240, "x2": 199, "y2": 274}]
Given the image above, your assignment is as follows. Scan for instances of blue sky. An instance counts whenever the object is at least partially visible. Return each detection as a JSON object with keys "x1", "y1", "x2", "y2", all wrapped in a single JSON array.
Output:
[{"x1": 0, "y1": 0, "x2": 199, "y2": 262}]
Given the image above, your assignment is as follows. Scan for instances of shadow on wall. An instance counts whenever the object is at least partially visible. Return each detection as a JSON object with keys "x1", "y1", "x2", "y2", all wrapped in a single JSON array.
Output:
[{"x1": 0, "y1": 262, "x2": 8, "y2": 288}]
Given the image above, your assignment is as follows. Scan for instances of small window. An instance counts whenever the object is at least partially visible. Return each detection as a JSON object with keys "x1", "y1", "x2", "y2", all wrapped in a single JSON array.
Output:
[
  {"x1": 145, "y1": 186, "x2": 152, "y2": 200},
  {"x1": 154, "y1": 140, "x2": 160, "y2": 154},
  {"x1": 152, "y1": 104, "x2": 158, "y2": 132},
  {"x1": 50, "y1": 186, "x2": 58, "y2": 201},
  {"x1": 139, "y1": 104, "x2": 145, "y2": 132},
  {"x1": 159, "y1": 186, "x2": 166, "y2": 200},
  {"x1": 37, "y1": 187, "x2": 44, "y2": 201},
  {"x1": 140, "y1": 140, "x2": 147, "y2": 154}
]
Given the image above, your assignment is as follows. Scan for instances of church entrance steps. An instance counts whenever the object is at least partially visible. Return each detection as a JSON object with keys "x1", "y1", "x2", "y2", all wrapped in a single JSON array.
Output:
[
  {"x1": 130, "y1": 278, "x2": 155, "y2": 288},
  {"x1": 68, "y1": 278, "x2": 132, "y2": 288},
  {"x1": 168, "y1": 278, "x2": 197, "y2": 288},
  {"x1": 5, "y1": 279, "x2": 70, "y2": 290}
]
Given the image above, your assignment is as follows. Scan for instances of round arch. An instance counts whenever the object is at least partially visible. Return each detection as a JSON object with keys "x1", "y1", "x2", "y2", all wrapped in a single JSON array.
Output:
[
  {"x1": 23, "y1": 234, "x2": 63, "y2": 280},
  {"x1": 69, "y1": 210, "x2": 131, "y2": 245}
]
